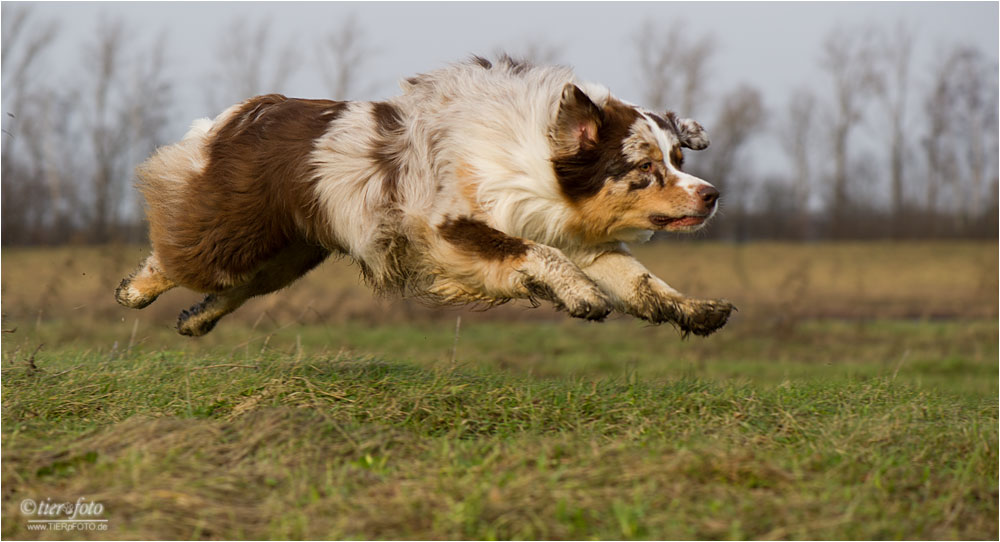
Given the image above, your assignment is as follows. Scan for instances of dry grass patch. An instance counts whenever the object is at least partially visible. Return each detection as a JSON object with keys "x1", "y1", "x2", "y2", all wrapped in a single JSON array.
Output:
[{"x1": 2, "y1": 242, "x2": 995, "y2": 332}]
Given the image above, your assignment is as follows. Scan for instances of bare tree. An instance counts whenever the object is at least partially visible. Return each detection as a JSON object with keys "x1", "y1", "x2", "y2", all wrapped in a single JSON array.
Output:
[
  {"x1": 88, "y1": 20, "x2": 126, "y2": 241},
  {"x1": 14, "y1": 88, "x2": 87, "y2": 243},
  {"x1": 1, "y1": 5, "x2": 61, "y2": 244},
  {"x1": 1, "y1": 6, "x2": 58, "y2": 182},
  {"x1": 80, "y1": 19, "x2": 174, "y2": 242},
  {"x1": 922, "y1": 45, "x2": 999, "y2": 228},
  {"x1": 206, "y1": 18, "x2": 300, "y2": 111},
  {"x1": 122, "y1": 32, "x2": 173, "y2": 169},
  {"x1": 922, "y1": 55, "x2": 956, "y2": 221},
  {"x1": 0, "y1": 5, "x2": 58, "y2": 112},
  {"x1": 819, "y1": 26, "x2": 881, "y2": 233},
  {"x1": 634, "y1": 21, "x2": 715, "y2": 116},
  {"x1": 873, "y1": 22, "x2": 915, "y2": 228},
  {"x1": 316, "y1": 14, "x2": 376, "y2": 100},
  {"x1": 778, "y1": 88, "x2": 819, "y2": 234},
  {"x1": 686, "y1": 84, "x2": 765, "y2": 241},
  {"x1": 948, "y1": 48, "x2": 999, "y2": 219},
  {"x1": 696, "y1": 84, "x2": 766, "y2": 192},
  {"x1": 2, "y1": 10, "x2": 172, "y2": 245}
]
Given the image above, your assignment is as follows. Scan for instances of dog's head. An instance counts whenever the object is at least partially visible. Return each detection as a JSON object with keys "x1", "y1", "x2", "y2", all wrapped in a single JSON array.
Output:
[{"x1": 550, "y1": 83, "x2": 717, "y2": 243}]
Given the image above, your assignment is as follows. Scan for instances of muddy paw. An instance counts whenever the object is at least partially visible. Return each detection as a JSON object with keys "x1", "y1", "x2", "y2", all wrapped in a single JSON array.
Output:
[
  {"x1": 176, "y1": 311, "x2": 219, "y2": 337},
  {"x1": 175, "y1": 296, "x2": 220, "y2": 337},
  {"x1": 523, "y1": 277, "x2": 613, "y2": 321},
  {"x1": 114, "y1": 278, "x2": 155, "y2": 309},
  {"x1": 676, "y1": 299, "x2": 735, "y2": 337},
  {"x1": 564, "y1": 292, "x2": 614, "y2": 321}
]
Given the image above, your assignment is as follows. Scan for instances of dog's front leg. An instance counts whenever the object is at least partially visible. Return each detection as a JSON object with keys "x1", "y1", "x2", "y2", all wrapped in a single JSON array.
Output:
[
  {"x1": 580, "y1": 248, "x2": 734, "y2": 336},
  {"x1": 429, "y1": 217, "x2": 613, "y2": 320}
]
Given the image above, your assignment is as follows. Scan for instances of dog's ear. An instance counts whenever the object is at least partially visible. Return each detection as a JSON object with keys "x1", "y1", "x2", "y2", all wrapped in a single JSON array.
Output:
[
  {"x1": 666, "y1": 112, "x2": 710, "y2": 150},
  {"x1": 551, "y1": 83, "x2": 603, "y2": 155}
]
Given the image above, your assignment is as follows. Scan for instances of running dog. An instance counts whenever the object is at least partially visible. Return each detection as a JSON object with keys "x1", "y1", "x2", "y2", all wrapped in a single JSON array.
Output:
[{"x1": 116, "y1": 55, "x2": 734, "y2": 337}]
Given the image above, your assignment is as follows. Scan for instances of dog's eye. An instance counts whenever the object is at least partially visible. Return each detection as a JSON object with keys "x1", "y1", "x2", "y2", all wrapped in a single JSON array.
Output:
[{"x1": 638, "y1": 161, "x2": 653, "y2": 172}]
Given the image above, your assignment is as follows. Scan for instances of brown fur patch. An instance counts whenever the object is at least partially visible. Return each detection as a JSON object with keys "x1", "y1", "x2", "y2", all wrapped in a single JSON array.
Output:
[
  {"x1": 471, "y1": 55, "x2": 493, "y2": 69},
  {"x1": 647, "y1": 144, "x2": 665, "y2": 164},
  {"x1": 439, "y1": 217, "x2": 529, "y2": 260},
  {"x1": 552, "y1": 99, "x2": 641, "y2": 202},
  {"x1": 372, "y1": 101, "x2": 403, "y2": 132},
  {"x1": 649, "y1": 113, "x2": 668, "y2": 130},
  {"x1": 151, "y1": 95, "x2": 346, "y2": 292},
  {"x1": 370, "y1": 102, "x2": 406, "y2": 202},
  {"x1": 670, "y1": 146, "x2": 685, "y2": 170},
  {"x1": 565, "y1": 186, "x2": 639, "y2": 242},
  {"x1": 628, "y1": 176, "x2": 653, "y2": 191}
]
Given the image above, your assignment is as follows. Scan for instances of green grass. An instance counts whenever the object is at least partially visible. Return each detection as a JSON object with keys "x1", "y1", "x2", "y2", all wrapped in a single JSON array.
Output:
[
  {"x1": 2, "y1": 318, "x2": 997, "y2": 540},
  {"x1": 2, "y1": 241, "x2": 997, "y2": 539}
]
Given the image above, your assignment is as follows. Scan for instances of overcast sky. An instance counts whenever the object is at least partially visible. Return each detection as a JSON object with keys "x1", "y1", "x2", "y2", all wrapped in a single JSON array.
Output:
[
  {"x1": 8, "y1": 1, "x2": 999, "y2": 191},
  {"x1": 19, "y1": 2, "x2": 997, "y2": 113}
]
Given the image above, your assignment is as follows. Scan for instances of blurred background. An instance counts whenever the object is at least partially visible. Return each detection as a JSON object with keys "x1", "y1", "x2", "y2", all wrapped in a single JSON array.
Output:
[
  {"x1": 1, "y1": 1, "x2": 997, "y2": 349},
  {"x1": 2, "y1": 2, "x2": 997, "y2": 244}
]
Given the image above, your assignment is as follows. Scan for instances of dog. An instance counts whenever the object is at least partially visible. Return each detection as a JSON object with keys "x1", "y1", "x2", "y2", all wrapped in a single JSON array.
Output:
[{"x1": 115, "y1": 55, "x2": 734, "y2": 337}]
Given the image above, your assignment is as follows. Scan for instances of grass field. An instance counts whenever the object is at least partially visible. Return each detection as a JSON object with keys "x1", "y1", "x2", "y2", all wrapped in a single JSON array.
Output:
[{"x1": 2, "y1": 241, "x2": 997, "y2": 539}]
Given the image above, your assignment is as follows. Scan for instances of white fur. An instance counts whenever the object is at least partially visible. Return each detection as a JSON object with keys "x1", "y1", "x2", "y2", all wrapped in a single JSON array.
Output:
[
  {"x1": 308, "y1": 60, "x2": 609, "y2": 285},
  {"x1": 300, "y1": 59, "x2": 719, "y2": 286}
]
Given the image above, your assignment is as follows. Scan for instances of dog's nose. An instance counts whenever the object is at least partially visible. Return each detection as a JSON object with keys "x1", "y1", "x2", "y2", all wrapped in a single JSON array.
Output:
[{"x1": 698, "y1": 185, "x2": 720, "y2": 207}]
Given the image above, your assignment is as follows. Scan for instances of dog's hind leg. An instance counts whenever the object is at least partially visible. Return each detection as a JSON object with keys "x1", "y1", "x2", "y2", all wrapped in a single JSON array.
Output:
[
  {"x1": 115, "y1": 253, "x2": 177, "y2": 309},
  {"x1": 175, "y1": 293, "x2": 245, "y2": 337},
  {"x1": 176, "y1": 241, "x2": 330, "y2": 336}
]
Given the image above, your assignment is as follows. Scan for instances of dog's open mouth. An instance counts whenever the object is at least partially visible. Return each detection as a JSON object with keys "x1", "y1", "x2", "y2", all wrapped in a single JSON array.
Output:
[{"x1": 649, "y1": 214, "x2": 706, "y2": 229}]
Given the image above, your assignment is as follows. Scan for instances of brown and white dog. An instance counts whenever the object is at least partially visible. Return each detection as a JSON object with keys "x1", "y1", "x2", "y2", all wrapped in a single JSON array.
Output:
[{"x1": 116, "y1": 55, "x2": 734, "y2": 337}]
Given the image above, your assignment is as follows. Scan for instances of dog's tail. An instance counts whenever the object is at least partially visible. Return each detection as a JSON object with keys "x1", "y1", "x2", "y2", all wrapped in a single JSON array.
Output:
[
  {"x1": 183, "y1": 117, "x2": 214, "y2": 141},
  {"x1": 135, "y1": 117, "x2": 215, "y2": 253}
]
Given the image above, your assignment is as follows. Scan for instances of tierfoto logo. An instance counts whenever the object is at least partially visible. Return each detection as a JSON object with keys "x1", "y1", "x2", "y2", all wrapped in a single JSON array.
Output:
[{"x1": 19, "y1": 497, "x2": 109, "y2": 531}]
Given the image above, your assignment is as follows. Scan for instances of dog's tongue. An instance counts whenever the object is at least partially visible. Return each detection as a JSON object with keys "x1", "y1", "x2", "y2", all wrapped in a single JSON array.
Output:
[
  {"x1": 669, "y1": 216, "x2": 705, "y2": 227},
  {"x1": 650, "y1": 215, "x2": 704, "y2": 228}
]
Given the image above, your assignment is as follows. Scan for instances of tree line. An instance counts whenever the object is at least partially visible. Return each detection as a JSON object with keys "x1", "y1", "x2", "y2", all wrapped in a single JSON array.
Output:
[
  {"x1": 634, "y1": 21, "x2": 998, "y2": 240},
  {"x1": 2, "y1": 6, "x2": 996, "y2": 245}
]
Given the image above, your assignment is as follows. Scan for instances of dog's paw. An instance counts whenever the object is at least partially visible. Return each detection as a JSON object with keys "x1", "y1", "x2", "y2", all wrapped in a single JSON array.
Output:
[
  {"x1": 176, "y1": 311, "x2": 219, "y2": 337},
  {"x1": 675, "y1": 298, "x2": 735, "y2": 337},
  {"x1": 524, "y1": 277, "x2": 613, "y2": 321},
  {"x1": 114, "y1": 277, "x2": 155, "y2": 309},
  {"x1": 563, "y1": 289, "x2": 614, "y2": 321},
  {"x1": 175, "y1": 296, "x2": 220, "y2": 337}
]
